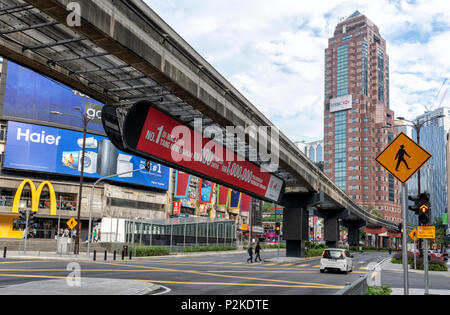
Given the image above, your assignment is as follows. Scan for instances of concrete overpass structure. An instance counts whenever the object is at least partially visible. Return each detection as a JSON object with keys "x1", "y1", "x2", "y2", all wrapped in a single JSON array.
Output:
[{"x1": 0, "y1": 0, "x2": 400, "y2": 256}]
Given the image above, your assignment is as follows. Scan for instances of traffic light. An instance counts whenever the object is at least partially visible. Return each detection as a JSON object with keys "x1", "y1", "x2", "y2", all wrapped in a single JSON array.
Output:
[
  {"x1": 28, "y1": 211, "x2": 36, "y2": 225},
  {"x1": 397, "y1": 223, "x2": 403, "y2": 234},
  {"x1": 275, "y1": 222, "x2": 281, "y2": 236},
  {"x1": 19, "y1": 210, "x2": 27, "y2": 221},
  {"x1": 417, "y1": 193, "x2": 431, "y2": 226},
  {"x1": 408, "y1": 195, "x2": 420, "y2": 214},
  {"x1": 145, "y1": 160, "x2": 151, "y2": 171},
  {"x1": 409, "y1": 193, "x2": 431, "y2": 225}
]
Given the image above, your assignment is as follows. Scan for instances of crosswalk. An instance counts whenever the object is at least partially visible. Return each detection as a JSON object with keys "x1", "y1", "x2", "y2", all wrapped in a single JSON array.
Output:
[{"x1": 141, "y1": 259, "x2": 368, "y2": 272}]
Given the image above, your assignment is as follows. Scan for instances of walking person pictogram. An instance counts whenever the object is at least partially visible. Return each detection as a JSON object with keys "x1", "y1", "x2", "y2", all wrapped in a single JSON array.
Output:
[{"x1": 395, "y1": 145, "x2": 411, "y2": 171}]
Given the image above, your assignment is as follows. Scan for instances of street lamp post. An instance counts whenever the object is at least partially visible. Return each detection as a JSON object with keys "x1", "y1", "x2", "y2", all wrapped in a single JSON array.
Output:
[
  {"x1": 396, "y1": 115, "x2": 445, "y2": 194},
  {"x1": 385, "y1": 114, "x2": 445, "y2": 295},
  {"x1": 51, "y1": 108, "x2": 92, "y2": 254}
]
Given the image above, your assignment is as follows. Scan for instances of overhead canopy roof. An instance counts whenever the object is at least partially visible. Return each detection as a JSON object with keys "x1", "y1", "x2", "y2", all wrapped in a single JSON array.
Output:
[{"x1": 0, "y1": 0, "x2": 400, "y2": 231}]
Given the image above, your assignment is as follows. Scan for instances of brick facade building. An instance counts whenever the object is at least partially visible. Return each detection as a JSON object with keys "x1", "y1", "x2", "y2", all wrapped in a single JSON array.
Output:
[{"x1": 323, "y1": 11, "x2": 402, "y2": 225}]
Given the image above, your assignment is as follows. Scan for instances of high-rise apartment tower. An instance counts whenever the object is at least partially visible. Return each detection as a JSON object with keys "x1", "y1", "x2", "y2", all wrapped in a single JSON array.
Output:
[{"x1": 323, "y1": 11, "x2": 401, "y2": 223}]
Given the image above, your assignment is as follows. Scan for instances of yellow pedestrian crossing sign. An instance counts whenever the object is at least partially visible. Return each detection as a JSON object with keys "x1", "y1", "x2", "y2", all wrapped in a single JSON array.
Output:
[
  {"x1": 408, "y1": 228, "x2": 418, "y2": 242},
  {"x1": 66, "y1": 217, "x2": 78, "y2": 230},
  {"x1": 375, "y1": 132, "x2": 432, "y2": 184}
]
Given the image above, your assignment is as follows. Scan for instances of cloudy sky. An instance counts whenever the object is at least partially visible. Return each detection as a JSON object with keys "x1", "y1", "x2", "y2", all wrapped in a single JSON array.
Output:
[{"x1": 145, "y1": 0, "x2": 450, "y2": 143}]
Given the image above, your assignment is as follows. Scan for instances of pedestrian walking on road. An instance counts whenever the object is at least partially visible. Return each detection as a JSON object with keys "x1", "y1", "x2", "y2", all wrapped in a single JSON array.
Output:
[
  {"x1": 247, "y1": 244, "x2": 253, "y2": 263},
  {"x1": 255, "y1": 242, "x2": 262, "y2": 262}
]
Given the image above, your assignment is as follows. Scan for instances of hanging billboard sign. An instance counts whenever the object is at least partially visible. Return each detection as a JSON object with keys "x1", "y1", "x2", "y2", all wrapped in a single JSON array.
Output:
[
  {"x1": 3, "y1": 60, "x2": 105, "y2": 134},
  {"x1": 4, "y1": 121, "x2": 170, "y2": 190},
  {"x1": 104, "y1": 101, "x2": 284, "y2": 203}
]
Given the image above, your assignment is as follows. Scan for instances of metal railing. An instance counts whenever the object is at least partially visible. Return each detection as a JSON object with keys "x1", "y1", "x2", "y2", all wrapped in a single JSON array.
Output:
[{"x1": 334, "y1": 274, "x2": 369, "y2": 295}]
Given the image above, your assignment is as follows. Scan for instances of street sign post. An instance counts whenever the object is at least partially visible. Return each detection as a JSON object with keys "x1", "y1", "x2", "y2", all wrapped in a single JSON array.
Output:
[
  {"x1": 417, "y1": 226, "x2": 436, "y2": 239},
  {"x1": 375, "y1": 132, "x2": 432, "y2": 296}
]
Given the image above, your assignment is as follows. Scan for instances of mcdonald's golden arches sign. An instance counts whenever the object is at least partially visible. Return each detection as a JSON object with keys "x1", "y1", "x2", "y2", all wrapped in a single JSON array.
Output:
[{"x1": 12, "y1": 179, "x2": 57, "y2": 216}]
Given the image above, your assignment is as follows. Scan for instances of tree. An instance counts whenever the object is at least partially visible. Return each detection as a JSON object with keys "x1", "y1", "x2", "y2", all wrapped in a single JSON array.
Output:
[
  {"x1": 434, "y1": 218, "x2": 446, "y2": 247},
  {"x1": 363, "y1": 205, "x2": 383, "y2": 219}
]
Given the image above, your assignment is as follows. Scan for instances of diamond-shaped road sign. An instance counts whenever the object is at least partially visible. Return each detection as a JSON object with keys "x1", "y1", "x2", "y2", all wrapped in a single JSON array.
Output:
[
  {"x1": 66, "y1": 217, "x2": 78, "y2": 230},
  {"x1": 408, "y1": 228, "x2": 418, "y2": 242},
  {"x1": 375, "y1": 132, "x2": 432, "y2": 184}
]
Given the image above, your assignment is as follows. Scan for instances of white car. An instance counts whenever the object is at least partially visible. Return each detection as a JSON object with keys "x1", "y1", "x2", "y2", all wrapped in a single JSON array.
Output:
[{"x1": 320, "y1": 248, "x2": 354, "y2": 274}]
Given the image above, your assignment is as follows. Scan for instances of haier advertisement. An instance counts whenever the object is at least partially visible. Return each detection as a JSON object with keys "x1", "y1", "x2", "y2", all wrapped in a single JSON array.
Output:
[
  {"x1": 4, "y1": 121, "x2": 170, "y2": 190},
  {"x1": 2, "y1": 61, "x2": 105, "y2": 133}
]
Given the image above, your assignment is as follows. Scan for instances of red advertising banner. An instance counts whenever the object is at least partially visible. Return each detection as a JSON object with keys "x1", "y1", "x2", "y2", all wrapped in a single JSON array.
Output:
[
  {"x1": 174, "y1": 170, "x2": 191, "y2": 198},
  {"x1": 173, "y1": 201, "x2": 181, "y2": 216},
  {"x1": 240, "y1": 194, "x2": 252, "y2": 212},
  {"x1": 129, "y1": 102, "x2": 283, "y2": 203},
  {"x1": 216, "y1": 185, "x2": 230, "y2": 207}
]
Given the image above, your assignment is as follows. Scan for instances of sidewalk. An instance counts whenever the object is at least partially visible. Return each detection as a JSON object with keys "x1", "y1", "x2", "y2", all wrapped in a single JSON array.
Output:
[
  {"x1": 380, "y1": 257, "x2": 450, "y2": 276},
  {"x1": 2, "y1": 248, "x2": 282, "y2": 261},
  {"x1": 0, "y1": 278, "x2": 161, "y2": 295},
  {"x1": 381, "y1": 258, "x2": 450, "y2": 295}
]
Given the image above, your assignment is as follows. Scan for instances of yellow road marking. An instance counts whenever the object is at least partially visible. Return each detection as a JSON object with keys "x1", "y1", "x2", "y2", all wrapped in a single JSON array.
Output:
[
  {"x1": 0, "y1": 260, "x2": 53, "y2": 264},
  {"x1": 296, "y1": 264, "x2": 310, "y2": 267},
  {"x1": 281, "y1": 264, "x2": 293, "y2": 266},
  {"x1": 0, "y1": 273, "x2": 344, "y2": 290},
  {"x1": 135, "y1": 279, "x2": 344, "y2": 289},
  {"x1": 97, "y1": 261, "x2": 342, "y2": 289}
]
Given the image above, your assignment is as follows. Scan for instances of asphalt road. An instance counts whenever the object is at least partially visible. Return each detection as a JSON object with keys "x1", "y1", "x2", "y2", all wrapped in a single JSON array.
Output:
[{"x1": 0, "y1": 250, "x2": 390, "y2": 295}]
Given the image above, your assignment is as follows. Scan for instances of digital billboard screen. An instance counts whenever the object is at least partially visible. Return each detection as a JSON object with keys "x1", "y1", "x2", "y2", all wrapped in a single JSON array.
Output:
[
  {"x1": 2, "y1": 60, "x2": 105, "y2": 133},
  {"x1": 4, "y1": 121, "x2": 170, "y2": 190}
]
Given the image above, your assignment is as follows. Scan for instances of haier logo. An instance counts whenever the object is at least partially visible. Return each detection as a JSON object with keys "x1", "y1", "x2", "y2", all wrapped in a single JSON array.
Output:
[{"x1": 17, "y1": 128, "x2": 61, "y2": 145}]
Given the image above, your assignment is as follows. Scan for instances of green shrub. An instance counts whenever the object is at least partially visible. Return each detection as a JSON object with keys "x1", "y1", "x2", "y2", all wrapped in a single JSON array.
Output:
[
  {"x1": 410, "y1": 257, "x2": 448, "y2": 271},
  {"x1": 366, "y1": 286, "x2": 392, "y2": 295},
  {"x1": 261, "y1": 243, "x2": 286, "y2": 249},
  {"x1": 305, "y1": 248, "x2": 324, "y2": 258},
  {"x1": 305, "y1": 241, "x2": 326, "y2": 250},
  {"x1": 183, "y1": 245, "x2": 236, "y2": 253},
  {"x1": 132, "y1": 246, "x2": 170, "y2": 257}
]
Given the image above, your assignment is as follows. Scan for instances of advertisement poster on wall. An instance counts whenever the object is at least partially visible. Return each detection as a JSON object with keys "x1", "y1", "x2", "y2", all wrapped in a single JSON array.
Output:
[
  {"x1": 229, "y1": 190, "x2": 241, "y2": 210},
  {"x1": 199, "y1": 179, "x2": 215, "y2": 204},
  {"x1": 3, "y1": 121, "x2": 170, "y2": 190},
  {"x1": 2, "y1": 60, "x2": 105, "y2": 134}
]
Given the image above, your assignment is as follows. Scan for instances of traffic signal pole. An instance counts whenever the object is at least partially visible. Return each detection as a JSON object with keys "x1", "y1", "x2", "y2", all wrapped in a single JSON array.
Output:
[
  {"x1": 401, "y1": 183, "x2": 409, "y2": 295},
  {"x1": 424, "y1": 239, "x2": 429, "y2": 294},
  {"x1": 24, "y1": 210, "x2": 29, "y2": 255}
]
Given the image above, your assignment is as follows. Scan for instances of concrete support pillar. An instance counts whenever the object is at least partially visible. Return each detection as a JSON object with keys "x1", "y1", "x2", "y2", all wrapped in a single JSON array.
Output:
[
  {"x1": 280, "y1": 193, "x2": 317, "y2": 258},
  {"x1": 324, "y1": 216, "x2": 339, "y2": 248},
  {"x1": 315, "y1": 208, "x2": 349, "y2": 249},
  {"x1": 342, "y1": 219, "x2": 366, "y2": 248},
  {"x1": 283, "y1": 207, "x2": 309, "y2": 257}
]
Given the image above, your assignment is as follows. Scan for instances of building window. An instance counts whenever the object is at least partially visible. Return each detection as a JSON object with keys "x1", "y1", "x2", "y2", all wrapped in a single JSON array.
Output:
[
  {"x1": 334, "y1": 111, "x2": 347, "y2": 191},
  {"x1": 362, "y1": 40, "x2": 368, "y2": 96},
  {"x1": 378, "y1": 48, "x2": 385, "y2": 102},
  {"x1": 0, "y1": 124, "x2": 6, "y2": 142},
  {"x1": 342, "y1": 34, "x2": 353, "y2": 42},
  {"x1": 337, "y1": 44, "x2": 349, "y2": 97}
]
